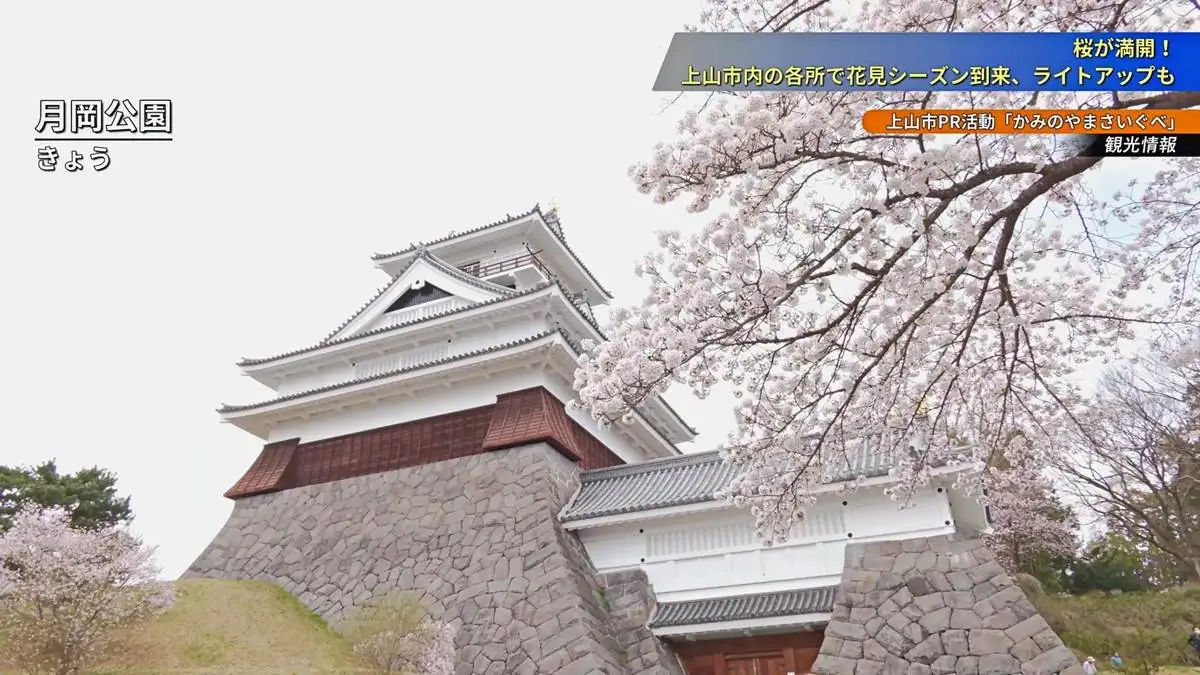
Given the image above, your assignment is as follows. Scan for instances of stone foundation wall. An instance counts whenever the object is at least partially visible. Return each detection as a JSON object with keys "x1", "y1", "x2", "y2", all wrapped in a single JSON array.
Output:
[
  {"x1": 185, "y1": 443, "x2": 669, "y2": 674},
  {"x1": 600, "y1": 570, "x2": 686, "y2": 675},
  {"x1": 813, "y1": 535, "x2": 1083, "y2": 675}
]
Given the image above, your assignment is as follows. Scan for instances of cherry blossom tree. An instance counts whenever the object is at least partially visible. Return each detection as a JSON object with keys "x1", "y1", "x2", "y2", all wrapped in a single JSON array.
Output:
[
  {"x1": 0, "y1": 505, "x2": 173, "y2": 675},
  {"x1": 350, "y1": 622, "x2": 456, "y2": 674},
  {"x1": 984, "y1": 439, "x2": 1079, "y2": 575},
  {"x1": 575, "y1": 0, "x2": 1200, "y2": 542},
  {"x1": 342, "y1": 592, "x2": 456, "y2": 675},
  {"x1": 1056, "y1": 351, "x2": 1200, "y2": 579}
]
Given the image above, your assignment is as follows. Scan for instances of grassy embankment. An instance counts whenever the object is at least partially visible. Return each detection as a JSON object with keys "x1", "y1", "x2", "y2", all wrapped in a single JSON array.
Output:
[
  {"x1": 2, "y1": 579, "x2": 366, "y2": 675},
  {"x1": 1031, "y1": 581, "x2": 1200, "y2": 674}
]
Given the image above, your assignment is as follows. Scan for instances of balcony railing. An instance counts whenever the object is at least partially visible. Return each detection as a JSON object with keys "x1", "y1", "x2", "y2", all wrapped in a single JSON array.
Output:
[
  {"x1": 458, "y1": 253, "x2": 594, "y2": 316},
  {"x1": 460, "y1": 252, "x2": 551, "y2": 280}
]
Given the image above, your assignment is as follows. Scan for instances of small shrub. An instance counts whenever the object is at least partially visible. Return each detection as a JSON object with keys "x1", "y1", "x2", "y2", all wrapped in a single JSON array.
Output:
[
  {"x1": 341, "y1": 592, "x2": 455, "y2": 674},
  {"x1": 1118, "y1": 628, "x2": 1177, "y2": 675},
  {"x1": 596, "y1": 587, "x2": 611, "y2": 612},
  {"x1": 1015, "y1": 573, "x2": 1046, "y2": 600}
]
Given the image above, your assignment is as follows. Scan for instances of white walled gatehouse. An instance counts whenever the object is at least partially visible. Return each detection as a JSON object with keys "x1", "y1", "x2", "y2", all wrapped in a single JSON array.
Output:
[
  {"x1": 560, "y1": 448, "x2": 989, "y2": 637},
  {"x1": 186, "y1": 203, "x2": 1080, "y2": 674}
]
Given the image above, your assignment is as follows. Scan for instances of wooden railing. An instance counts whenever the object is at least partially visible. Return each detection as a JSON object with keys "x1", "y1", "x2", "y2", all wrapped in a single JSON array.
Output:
[
  {"x1": 460, "y1": 252, "x2": 551, "y2": 279},
  {"x1": 459, "y1": 254, "x2": 594, "y2": 317}
]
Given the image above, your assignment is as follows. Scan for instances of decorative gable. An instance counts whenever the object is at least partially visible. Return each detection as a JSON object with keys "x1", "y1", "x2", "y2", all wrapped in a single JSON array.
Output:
[
  {"x1": 327, "y1": 251, "x2": 520, "y2": 342},
  {"x1": 384, "y1": 283, "x2": 453, "y2": 312}
]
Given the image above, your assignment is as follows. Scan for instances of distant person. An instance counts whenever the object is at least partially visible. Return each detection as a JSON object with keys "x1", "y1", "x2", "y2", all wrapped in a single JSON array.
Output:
[
  {"x1": 1083, "y1": 656, "x2": 1098, "y2": 675},
  {"x1": 1190, "y1": 627, "x2": 1200, "y2": 656},
  {"x1": 1111, "y1": 652, "x2": 1123, "y2": 669}
]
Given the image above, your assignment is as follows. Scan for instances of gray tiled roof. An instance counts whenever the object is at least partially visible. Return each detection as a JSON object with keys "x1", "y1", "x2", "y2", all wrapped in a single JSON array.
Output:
[
  {"x1": 649, "y1": 586, "x2": 838, "y2": 628},
  {"x1": 564, "y1": 452, "x2": 738, "y2": 522},
  {"x1": 560, "y1": 437, "x2": 924, "y2": 522},
  {"x1": 239, "y1": 283, "x2": 549, "y2": 367}
]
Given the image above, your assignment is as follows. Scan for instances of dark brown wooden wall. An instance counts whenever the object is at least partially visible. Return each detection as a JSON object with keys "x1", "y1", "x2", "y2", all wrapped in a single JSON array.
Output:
[{"x1": 224, "y1": 386, "x2": 624, "y2": 499}]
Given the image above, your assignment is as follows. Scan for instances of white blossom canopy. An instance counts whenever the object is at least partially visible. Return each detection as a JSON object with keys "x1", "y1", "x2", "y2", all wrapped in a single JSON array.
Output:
[{"x1": 574, "y1": 0, "x2": 1200, "y2": 542}]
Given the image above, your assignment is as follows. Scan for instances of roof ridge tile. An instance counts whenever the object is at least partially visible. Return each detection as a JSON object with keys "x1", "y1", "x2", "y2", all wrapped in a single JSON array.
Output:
[
  {"x1": 579, "y1": 450, "x2": 723, "y2": 482},
  {"x1": 370, "y1": 205, "x2": 543, "y2": 260}
]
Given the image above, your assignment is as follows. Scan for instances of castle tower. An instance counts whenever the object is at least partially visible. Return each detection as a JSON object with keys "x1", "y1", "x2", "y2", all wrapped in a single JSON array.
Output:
[
  {"x1": 188, "y1": 205, "x2": 697, "y2": 674},
  {"x1": 217, "y1": 204, "x2": 696, "y2": 501}
]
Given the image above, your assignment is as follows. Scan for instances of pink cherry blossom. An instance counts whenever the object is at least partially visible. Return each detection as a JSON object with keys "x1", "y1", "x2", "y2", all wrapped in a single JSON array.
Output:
[
  {"x1": 984, "y1": 440, "x2": 1079, "y2": 573},
  {"x1": 419, "y1": 622, "x2": 456, "y2": 675},
  {"x1": 0, "y1": 505, "x2": 174, "y2": 675},
  {"x1": 350, "y1": 620, "x2": 456, "y2": 674},
  {"x1": 575, "y1": 0, "x2": 1200, "y2": 542}
]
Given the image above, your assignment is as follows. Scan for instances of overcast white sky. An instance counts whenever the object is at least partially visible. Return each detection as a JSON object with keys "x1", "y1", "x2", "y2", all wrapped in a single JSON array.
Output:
[
  {"x1": 0, "y1": 0, "x2": 741, "y2": 578},
  {"x1": 0, "y1": 2, "x2": 1160, "y2": 579}
]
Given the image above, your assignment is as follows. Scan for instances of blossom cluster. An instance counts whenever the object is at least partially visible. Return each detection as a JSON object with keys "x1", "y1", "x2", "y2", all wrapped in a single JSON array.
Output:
[{"x1": 351, "y1": 620, "x2": 456, "y2": 674}]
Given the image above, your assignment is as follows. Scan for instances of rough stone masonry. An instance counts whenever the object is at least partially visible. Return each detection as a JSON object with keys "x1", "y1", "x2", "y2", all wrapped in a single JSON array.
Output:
[
  {"x1": 813, "y1": 534, "x2": 1084, "y2": 675},
  {"x1": 185, "y1": 443, "x2": 684, "y2": 675}
]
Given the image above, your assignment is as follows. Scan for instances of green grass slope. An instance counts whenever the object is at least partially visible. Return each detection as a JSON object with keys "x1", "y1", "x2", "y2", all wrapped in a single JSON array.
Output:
[
  {"x1": 4, "y1": 579, "x2": 366, "y2": 675},
  {"x1": 1033, "y1": 584, "x2": 1200, "y2": 673}
]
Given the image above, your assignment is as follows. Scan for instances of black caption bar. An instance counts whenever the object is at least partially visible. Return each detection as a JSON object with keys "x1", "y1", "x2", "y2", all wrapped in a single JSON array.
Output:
[{"x1": 1079, "y1": 134, "x2": 1200, "y2": 157}]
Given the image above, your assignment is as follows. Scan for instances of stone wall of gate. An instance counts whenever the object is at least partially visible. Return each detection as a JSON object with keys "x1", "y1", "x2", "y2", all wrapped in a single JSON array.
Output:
[
  {"x1": 185, "y1": 443, "x2": 680, "y2": 675},
  {"x1": 812, "y1": 534, "x2": 1084, "y2": 675},
  {"x1": 600, "y1": 569, "x2": 687, "y2": 675}
]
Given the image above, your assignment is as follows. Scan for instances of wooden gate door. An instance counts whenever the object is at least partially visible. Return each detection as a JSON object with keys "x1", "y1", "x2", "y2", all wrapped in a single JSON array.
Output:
[
  {"x1": 724, "y1": 655, "x2": 761, "y2": 675},
  {"x1": 673, "y1": 631, "x2": 823, "y2": 675},
  {"x1": 724, "y1": 652, "x2": 791, "y2": 674}
]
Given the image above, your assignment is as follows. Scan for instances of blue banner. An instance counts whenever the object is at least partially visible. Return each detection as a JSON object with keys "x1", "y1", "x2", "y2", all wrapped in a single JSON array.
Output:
[{"x1": 653, "y1": 32, "x2": 1192, "y2": 91}]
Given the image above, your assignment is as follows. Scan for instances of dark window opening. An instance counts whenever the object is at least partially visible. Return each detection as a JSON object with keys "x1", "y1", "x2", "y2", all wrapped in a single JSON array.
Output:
[{"x1": 385, "y1": 284, "x2": 452, "y2": 312}]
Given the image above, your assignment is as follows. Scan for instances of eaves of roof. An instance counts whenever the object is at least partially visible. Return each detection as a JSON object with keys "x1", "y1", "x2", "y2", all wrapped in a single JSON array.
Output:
[
  {"x1": 648, "y1": 585, "x2": 838, "y2": 629},
  {"x1": 224, "y1": 321, "x2": 686, "y2": 458},
  {"x1": 219, "y1": 330, "x2": 566, "y2": 415},
  {"x1": 236, "y1": 279, "x2": 597, "y2": 368},
  {"x1": 371, "y1": 205, "x2": 542, "y2": 260}
]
